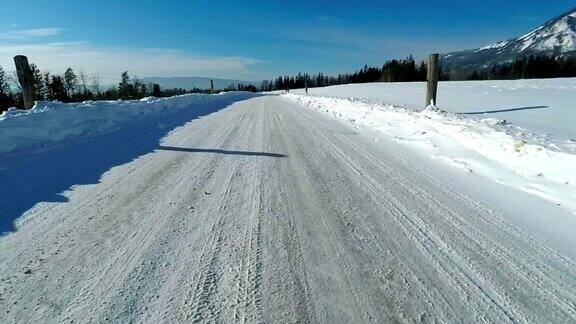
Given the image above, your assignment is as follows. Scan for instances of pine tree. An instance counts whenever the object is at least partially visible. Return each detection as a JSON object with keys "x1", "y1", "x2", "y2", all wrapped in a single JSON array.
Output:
[
  {"x1": 0, "y1": 66, "x2": 15, "y2": 111},
  {"x1": 43, "y1": 72, "x2": 53, "y2": 100},
  {"x1": 30, "y1": 64, "x2": 45, "y2": 100},
  {"x1": 469, "y1": 70, "x2": 481, "y2": 80},
  {"x1": 0, "y1": 66, "x2": 8, "y2": 95},
  {"x1": 118, "y1": 71, "x2": 132, "y2": 99},
  {"x1": 49, "y1": 75, "x2": 68, "y2": 102},
  {"x1": 140, "y1": 83, "x2": 147, "y2": 97},
  {"x1": 490, "y1": 65, "x2": 497, "y2": 80},
  {"x1": 152, "y1": 84, "x2": 162, "y2": 97},
  {"x1": 63, "y1": 68, "x2": 78, "y2": 98},
  {"x1": 418, "y1": 61, "x2": 427, "y2": 81}
]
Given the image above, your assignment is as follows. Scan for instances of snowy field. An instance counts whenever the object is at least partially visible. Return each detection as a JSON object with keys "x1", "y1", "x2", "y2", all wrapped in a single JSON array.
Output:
[
  {"x1": 291, "y1": 78, "x2": 576, "y2": 150},
  {"x1": 286, "y1": 79, "x2": 576, "y2": 216}
]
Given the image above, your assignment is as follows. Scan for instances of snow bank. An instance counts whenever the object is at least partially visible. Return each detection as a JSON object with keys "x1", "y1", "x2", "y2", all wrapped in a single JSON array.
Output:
[
  {"x1": 284, "y1": 93, "x2": 576, "y2": 214},
  {"x1": 290, "y1": 79, "x2": 576, "y2": 153},
  {"x1": 0, "y1": 92, "x2": 256, "y2": 155}
]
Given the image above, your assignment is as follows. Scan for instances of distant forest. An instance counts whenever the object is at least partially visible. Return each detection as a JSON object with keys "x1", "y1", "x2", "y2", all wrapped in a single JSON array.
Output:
[
  {"x1": 0, "y1": 65, "x2": 257, "y2": 112},
  {"x1": 262, "y1": 56, "x2": 447, "y2": 91},
  {"x1": 2, "y1": 54, "x2": 576, "y2": 112},
  {"x1": 263, "y1": 54, "x2": 576, "y2": 91},
  {"x1": 466, "y1": 55, "x2": 576, "y2": 80}
]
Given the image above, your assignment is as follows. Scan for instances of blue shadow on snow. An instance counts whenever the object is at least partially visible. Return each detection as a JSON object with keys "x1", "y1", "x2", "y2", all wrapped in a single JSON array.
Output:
[
  {"x1": 459, "y1": 105, "x2": 548, "y2": 115},
  {"x1": 0, "y1": 94, "x2": 261, "y2": 235}
]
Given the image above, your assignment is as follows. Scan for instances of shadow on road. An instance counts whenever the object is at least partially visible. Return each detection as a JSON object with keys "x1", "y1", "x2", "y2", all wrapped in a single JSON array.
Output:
[
  {"x1": 460, "y1": 105, "x2": 548, "y2": 115},
  {"x1": 157, "y1": 146, "x2": 287, "y2": 158},
  {"x1": 0, "y1": 94, "x2": 261, "y2": 235}
]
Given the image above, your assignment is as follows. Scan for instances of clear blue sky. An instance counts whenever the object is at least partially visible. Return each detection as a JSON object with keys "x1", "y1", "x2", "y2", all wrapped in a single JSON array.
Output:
[{"x1": 0, "y1": 0, "x2": 574, "y2": 81}]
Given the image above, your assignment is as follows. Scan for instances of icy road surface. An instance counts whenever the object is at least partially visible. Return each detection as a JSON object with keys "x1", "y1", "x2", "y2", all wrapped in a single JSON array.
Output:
[{"x1": 1, "y1": 96, "x2": 576, "y2": 323}]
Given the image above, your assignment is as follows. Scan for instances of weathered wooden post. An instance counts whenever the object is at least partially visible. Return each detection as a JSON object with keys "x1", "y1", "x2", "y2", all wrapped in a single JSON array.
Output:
[
  {"x1": 210, "y1": 79, "x2": 214, "y2": 94},
  {"x1": 426, "y1": 53, "x2": 439, "y2": 108},
  {"x1": 14, "y1": 55, "x2": 36, "y2": 109}
]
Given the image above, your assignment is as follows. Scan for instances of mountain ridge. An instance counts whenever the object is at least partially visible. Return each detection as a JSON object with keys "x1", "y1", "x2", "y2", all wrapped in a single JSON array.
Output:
[{"x1": 442, "y1": 7, "x2": 576, "y2": 72}]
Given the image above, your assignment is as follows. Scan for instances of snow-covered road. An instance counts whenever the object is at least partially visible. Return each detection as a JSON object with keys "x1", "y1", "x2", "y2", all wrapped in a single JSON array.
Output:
[{"x1": 1, "y1": 96, "x2": 576, "y2": 323}]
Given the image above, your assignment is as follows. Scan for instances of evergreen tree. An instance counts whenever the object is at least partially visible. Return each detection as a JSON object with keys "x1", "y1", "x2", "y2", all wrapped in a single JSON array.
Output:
[
  {"x1": 418, "y1": 61, "x2": 427, "y2": 81},
  {"x1": 489, "y1": 65, "x2": 497, "y2": 80},
  {"x1": 0, "y1": 66, "x2": 15, "y2": 112},
  {"x1": 43, "y1": 72, "x2": 53, "y2": 100},
  {"x1": 469, "y1": 70, "x2": 481, "y2": 80},
  {"x1": 152, "y1": 83, "x2": 162, "y2": 97},
  {"x1": 30, "y1": 64, "x2": 45, "y2": 100},
  {"x1": 49, "y1": 75, "x2": 68, "y2": 102},
  {"x1": 0, "y1": 66, "x2": 8, "y2": 95},
  {"x1": 455, "y1": 55, "x2": 576, "y2": 81},
  {"x1": 316, "y1": 73, "x2": 325, "y2": 87},
  {"x1": 118, "y1": 71, "x2": 133, "y2": 99},
  {"x1": 63, "y1": 68, "x2": 78, "y2": 99}
]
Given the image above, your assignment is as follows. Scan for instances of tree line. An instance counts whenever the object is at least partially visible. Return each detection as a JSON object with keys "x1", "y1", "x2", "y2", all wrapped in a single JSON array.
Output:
[
  {"x1": 261, "y1": 56, "x2": 450, "y2": 91},
  {"x1": 3, "y1": 53, "x2": 576, "y2": 112},
  {"x1": 263, "y1": 54, "x2": 576, "y2": 92},
  {"x1": 466, "y1": 55, "x2": 576, "y2": 80},
  {"x1": 0, "y1": 64, "x2": 257, "y2": 112}
]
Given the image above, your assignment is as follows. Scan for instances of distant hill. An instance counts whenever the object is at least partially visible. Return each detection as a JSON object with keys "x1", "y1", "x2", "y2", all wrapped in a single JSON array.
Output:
[
  {"x1": 443, "y1": 7, "x2": 576, "y2": 73},
  {"x1": 141, "y1": 77, "x2": 259, "y2": 90}
]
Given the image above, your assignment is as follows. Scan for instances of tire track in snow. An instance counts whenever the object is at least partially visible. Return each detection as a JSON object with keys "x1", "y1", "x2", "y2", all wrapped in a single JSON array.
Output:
[
  {"x1": 3, "y1": 96, "x2": 576, "y2": 323},
  {"x1": 252, "y1": 109, "x2": 319, "y2": 323},
  {"x1": 330, "y1": 113, "x2": 576, "y2": 321},
  {"x1": 180, "y1": 102, "x2": 269, "y2": 322},
  {"x1": 233, "y1": 104, "x2": 265, "y2": 323},
  {"x1": 271, "y1": 106, "x2": 373, "y2": 323},
  {"x1": 70, "y1": 102, "x2": 251, "y2": 322},
  {"x1": 288, "y1": 97, "x2": 576, "y2": 322},
  {"x1": 312, "y1": 125, "x2": 524, "y2": 321},
  {"x1": 182, "y1": 118, "x2": 252, "y2": 322}
]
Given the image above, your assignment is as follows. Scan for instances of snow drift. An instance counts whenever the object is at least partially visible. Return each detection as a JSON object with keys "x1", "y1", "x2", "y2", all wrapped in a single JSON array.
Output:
[
  {"x1": 289, "y1": 79, "x2": 576, "y2": 151},
  {"x1": 0, "y1": 92, "x2": 257, "y2": 156},
  {"x1": 284, "y1": 93, "x2": 576, "y2": 214}
]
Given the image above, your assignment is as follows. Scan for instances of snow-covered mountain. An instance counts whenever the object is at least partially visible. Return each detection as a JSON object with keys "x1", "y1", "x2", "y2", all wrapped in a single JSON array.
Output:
[{"x1": 443, "y1": 8, "x2": 576, "y2": 71}]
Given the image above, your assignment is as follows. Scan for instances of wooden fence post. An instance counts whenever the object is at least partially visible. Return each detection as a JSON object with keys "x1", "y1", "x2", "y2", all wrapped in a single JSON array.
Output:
[
  {"x1": 14, "y1": 55, "x2": 36, "y2": 109},
  {"x1": 210, "y1": 79, "x2": 214, "y2": 94},
  {"x1": 426, "y1": 53, "x2": 439, "y2": 108}
]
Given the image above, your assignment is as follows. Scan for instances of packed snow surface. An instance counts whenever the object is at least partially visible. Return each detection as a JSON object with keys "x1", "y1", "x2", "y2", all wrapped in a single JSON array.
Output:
[
  {"x1": 1, "y1": 96, "x2": 576, "y2": 322},
  {"x1": 286, "y1": 79, "x2": 576, "y2": 214},
  {"x1": 0, "y1": 92, "x2": 259, "y2": 233}
]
